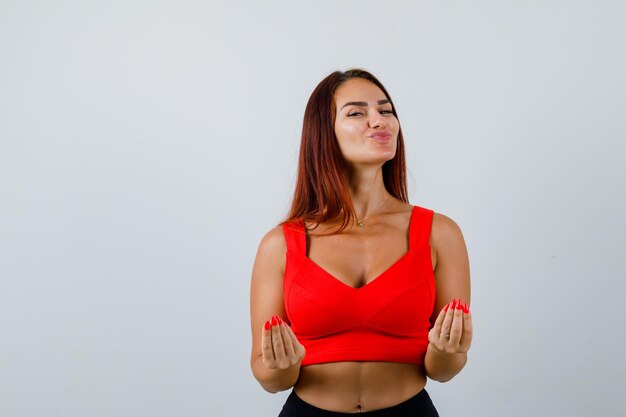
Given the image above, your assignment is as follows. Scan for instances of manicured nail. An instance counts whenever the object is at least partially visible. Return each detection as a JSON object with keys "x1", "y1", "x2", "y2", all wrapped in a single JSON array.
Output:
[
  {"x1": 271, "y1": 316, "x2": 277, "y2": 326},
  {"x1": 463, "y1": 303, "x2": 469, "y2": 313},
  {"x1": 451, "y1": 300, "x2": 457, "y2": 310},
  {"x1": 264, "y1": 320, "x2": 270, "y2": 330},
  {"x1": 456, "y1": 300, "x2": 463, "y2": 310},
  {"x1": 277, "y1": 316, "x2": 283, "y2": 324},
  {"x1": 444, "y1": 303, "x2": 450, "y2": 312}
]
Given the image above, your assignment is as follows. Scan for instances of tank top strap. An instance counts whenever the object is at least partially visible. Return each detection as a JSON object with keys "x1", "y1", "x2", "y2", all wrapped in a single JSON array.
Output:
[
  {"x1": 410, "y1": 205, "x2": 435, "y2": 250},
  {"x1": 282, "y1": 220, "x2": 306, "y2": 256}
]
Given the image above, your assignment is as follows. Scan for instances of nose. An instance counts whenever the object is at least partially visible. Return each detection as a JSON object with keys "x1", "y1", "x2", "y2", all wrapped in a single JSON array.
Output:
[{"x1": 368, "y1": 112, "x2": 387, "y2": 129}]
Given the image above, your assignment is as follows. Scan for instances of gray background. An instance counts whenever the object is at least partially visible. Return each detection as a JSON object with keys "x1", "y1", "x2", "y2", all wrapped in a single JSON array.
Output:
[{"x1": 1, "y1": 1, "x2": 624, "y2": 416}]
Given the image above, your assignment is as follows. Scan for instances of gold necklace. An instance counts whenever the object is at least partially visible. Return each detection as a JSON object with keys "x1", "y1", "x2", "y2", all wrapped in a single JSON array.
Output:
[{"x1": 355, "y1": 195, "x2": 392, "y2": 228}]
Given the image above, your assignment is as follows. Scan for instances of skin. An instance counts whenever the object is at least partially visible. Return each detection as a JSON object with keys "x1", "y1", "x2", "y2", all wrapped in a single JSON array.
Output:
[{"x1": 250, "y1": 78, "x2": 472, "y2": 412}]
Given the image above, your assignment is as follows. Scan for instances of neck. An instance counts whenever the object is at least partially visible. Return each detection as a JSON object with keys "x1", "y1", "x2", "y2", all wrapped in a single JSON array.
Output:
[{"x1": 346, "y1": 165, "x2": 391, "y2": 218}]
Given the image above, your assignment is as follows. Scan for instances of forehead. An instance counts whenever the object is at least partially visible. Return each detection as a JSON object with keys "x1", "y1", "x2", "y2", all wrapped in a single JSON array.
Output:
[{"x1": 334, "y1": 78, "x2": 387, "y2": 105}]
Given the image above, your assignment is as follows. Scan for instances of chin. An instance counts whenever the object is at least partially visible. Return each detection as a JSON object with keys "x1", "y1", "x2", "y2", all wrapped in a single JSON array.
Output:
[
  {"x1": 376, "y1": 150, "x2": 397, "y2": 161},
  {"x1": 364, "y1": 155, "x2": 396, "y2": 165}
]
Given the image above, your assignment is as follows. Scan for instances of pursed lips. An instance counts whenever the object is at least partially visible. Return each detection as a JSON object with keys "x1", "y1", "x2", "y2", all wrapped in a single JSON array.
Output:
[{"x1": 369, "y1": 131, "x2": 392, "y2": 140}]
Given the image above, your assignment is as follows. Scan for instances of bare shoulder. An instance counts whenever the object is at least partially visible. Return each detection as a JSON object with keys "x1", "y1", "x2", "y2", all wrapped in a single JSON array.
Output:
[
  {"x1": 254, "y1": 224, "x2": 287, "y2": 276},
  {"x1": 258, "y1": 224, "x2": 287, "y2": 256},
  {"x1": 430, "y1": 212, "x2": 467, "y2": 254}
]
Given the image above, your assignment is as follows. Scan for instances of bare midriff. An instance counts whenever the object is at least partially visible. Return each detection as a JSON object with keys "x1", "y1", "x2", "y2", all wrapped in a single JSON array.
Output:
[{"x1": 294, "y1": 361, "x2": 427, "y2": 413}]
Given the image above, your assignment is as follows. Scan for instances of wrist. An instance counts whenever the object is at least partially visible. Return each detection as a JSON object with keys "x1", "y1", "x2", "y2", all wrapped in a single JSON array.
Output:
[
  {"x1": 424, "y1": 343, "x2": 467, "y2": 382},
  {"x1": 253, "y1": 356, "x2": 302, "y2": 393}
]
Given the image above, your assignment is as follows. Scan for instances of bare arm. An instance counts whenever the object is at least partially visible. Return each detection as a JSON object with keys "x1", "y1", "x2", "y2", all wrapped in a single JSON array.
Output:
[
  {"x1": 250, "y1": 226, "x2": 305, "y2": 393},
  {"x1": 424, "y1": 213, "x2": 472, "y2": 382}
]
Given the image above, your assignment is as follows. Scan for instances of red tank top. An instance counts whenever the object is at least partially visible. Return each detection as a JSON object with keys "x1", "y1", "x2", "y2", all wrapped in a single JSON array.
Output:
[{"x1": 282, "y1": 205, "x2": 436, "y2": 367}]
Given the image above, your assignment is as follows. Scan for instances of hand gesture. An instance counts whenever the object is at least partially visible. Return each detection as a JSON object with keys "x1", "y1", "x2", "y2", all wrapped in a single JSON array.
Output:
[
  {"x1": 261, "y1": 315, "x2": 306, "y2": 370},
  {"x1": 428, "y1": 299, "x2": 472, "y2": 354}
]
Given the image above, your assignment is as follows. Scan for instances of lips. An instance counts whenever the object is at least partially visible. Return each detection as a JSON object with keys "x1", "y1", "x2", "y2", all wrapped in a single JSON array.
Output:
[{"x1": 370, "y1": 131, "x2": 392, "y2": 142}]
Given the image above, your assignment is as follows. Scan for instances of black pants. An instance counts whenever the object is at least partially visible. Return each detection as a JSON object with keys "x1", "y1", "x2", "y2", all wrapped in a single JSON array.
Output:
[{"x1": 278, "y1": 388, "x2": 439, "y2": 417}]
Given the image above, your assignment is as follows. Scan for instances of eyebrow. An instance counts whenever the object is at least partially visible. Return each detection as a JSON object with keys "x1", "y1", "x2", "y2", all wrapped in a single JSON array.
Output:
[{"x1": 340, "y1": 99, "x2": 391, "y2": 110}]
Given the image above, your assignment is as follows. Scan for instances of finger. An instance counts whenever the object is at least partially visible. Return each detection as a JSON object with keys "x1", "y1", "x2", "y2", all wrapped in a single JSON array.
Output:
[
  {"x1": 460, "y1": 306, "x2": 473, "y2": 351},
  {"x1": 449, "y1": 301, "x2": 464, "y2": 344},
  {"x1": 271, "y1": 316, "x2": 287, "y2": 360},
  {"x1": 279, "y1": 320, "x2": 296, "y2": 357},
  {"x1": 440, "y1": 300, "x2": 456, "y2": 340},
  {"x1": 261, "y1": 319, "x2": 275, "y2": 363}
]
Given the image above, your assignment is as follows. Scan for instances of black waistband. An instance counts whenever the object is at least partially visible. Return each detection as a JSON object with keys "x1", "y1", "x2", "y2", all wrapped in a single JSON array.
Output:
[{"x1": 280, "y1": 388, "x2": 437, "y2": 417}]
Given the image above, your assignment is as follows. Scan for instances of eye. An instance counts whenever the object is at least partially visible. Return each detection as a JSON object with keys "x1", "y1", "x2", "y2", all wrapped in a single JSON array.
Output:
[
  {"x1": 347, "y1": 111, "x2": 364, "y2": 117},
  {"x1": 381, "y1": 110, "x2": 393, "y2": 115}
]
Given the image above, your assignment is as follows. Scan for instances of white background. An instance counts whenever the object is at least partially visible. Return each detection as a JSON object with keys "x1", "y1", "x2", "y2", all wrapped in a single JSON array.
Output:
[{"x1": 1, "y1": 1, "x2": 624, "y2": 416}]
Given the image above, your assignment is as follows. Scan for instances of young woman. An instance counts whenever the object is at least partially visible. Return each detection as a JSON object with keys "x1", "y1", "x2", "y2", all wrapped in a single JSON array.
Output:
[{"x1": 250, "y1": 69, "x2": 472, "y2": 416}]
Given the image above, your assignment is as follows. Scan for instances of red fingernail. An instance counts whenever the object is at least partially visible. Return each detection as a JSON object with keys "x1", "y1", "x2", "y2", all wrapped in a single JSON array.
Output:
[
  {"x1": 451, "y1": 300, "x2": 457, "y2": 310},
  {"x1": 444, "y1": 303, "x2": 450, "y2": 312},
  {"x1": 277, "y1": 316, "x2": 283, "y2": 324},
  {"x1": 264, "y1": 320, "x2": 270, "y2": 330},
  {"x1": 271, "y1": 316, "x2": 277, "y2": 326},
  {"x1": 456, "y1": 300, "x2": 463, "y2": 310}
]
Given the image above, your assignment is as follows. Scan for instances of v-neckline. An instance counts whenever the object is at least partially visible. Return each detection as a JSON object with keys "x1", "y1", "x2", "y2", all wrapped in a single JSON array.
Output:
[{"x1": 302, "y1": 206, "x2": 416, "y2": 291}]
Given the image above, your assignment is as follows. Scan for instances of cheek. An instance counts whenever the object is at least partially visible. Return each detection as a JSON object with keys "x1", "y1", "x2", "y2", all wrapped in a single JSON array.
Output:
[
  {"x1": 335, "y1": 122, "x2": 361, "y2": 140},
  {"x1": 390, "y1": 118, "x2": 400, "y2": 132}
]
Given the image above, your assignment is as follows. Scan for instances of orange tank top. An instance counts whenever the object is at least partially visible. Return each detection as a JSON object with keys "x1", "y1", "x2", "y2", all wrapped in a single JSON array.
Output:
[{"x1": 282, "y1": 205, "x2": 436, "y2": 366}]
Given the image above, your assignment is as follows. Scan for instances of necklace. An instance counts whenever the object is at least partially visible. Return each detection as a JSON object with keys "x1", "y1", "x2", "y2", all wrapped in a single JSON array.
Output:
[{"x1": 355, "y1": 195, "x2": 392, "y2": 228}]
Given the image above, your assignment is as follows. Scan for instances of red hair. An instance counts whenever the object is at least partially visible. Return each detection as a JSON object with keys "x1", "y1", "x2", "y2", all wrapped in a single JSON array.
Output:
[{"x1": 280, "y1": 69, "x2": 409, "y2": 235}]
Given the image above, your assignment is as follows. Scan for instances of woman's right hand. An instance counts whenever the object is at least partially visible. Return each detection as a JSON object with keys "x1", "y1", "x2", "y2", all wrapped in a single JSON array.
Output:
[{"x1": 261, "y1": 316, "x2": 306, "y2": 370}]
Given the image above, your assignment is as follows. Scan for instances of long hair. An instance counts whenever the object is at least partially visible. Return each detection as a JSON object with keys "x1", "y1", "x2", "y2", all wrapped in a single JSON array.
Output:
[{"x1": 280, "y1": 69, "x2": 408, "y2": 235}]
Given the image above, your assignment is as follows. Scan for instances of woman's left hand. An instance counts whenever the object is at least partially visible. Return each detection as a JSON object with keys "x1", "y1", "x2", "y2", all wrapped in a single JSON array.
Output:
[{"x1": 428, "y1": 299, "x2": 472, "y2": 354}]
